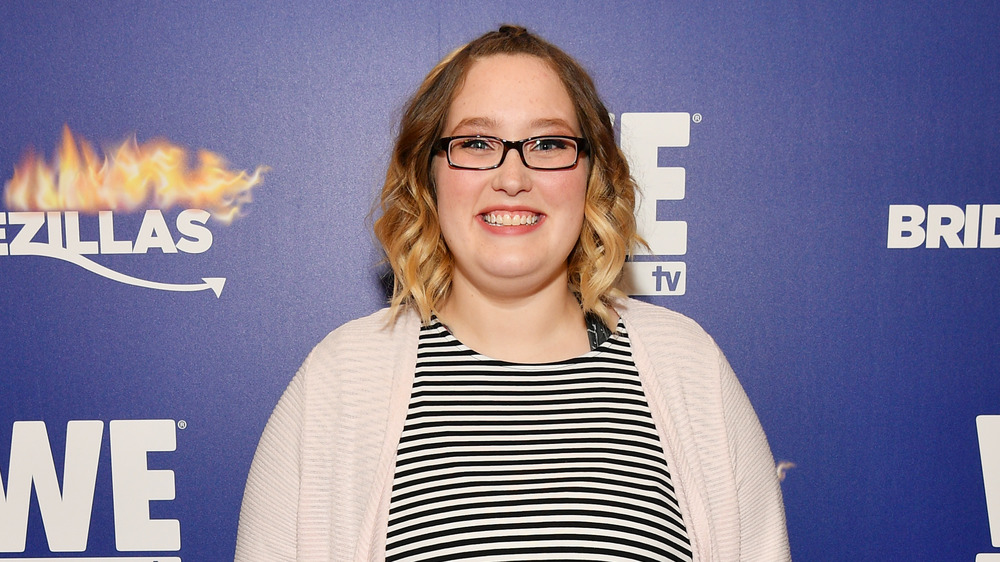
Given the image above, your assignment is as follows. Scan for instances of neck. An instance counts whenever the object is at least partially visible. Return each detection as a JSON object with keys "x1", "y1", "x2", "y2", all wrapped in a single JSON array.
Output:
[{"x1": 436, "y1": 274, "x2": 590, "y2": 363}]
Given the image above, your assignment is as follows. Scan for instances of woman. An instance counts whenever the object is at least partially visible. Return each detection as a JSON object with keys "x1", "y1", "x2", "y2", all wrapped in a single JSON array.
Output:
[{"x1": 236, "y1": 25, "x2": 790, "y2": 561}]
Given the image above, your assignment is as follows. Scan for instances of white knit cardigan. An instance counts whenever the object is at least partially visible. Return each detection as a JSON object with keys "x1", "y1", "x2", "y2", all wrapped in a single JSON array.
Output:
[{"x1": 235, "y1": 298, "x2": 790, "y2": 561}]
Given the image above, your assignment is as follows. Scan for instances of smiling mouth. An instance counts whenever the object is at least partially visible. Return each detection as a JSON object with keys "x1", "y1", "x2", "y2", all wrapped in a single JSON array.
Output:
[{"x1": 482, "y1": 211, "x2": 541, "y2": 226}]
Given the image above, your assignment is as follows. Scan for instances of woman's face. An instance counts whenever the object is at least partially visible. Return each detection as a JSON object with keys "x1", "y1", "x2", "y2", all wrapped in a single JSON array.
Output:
[{"x1": 433, "y1": 54, "x2": 588, "y2": 299}]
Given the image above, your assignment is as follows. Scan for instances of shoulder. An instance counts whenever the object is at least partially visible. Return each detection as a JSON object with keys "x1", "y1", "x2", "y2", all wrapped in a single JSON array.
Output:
[
  {"x1": 614, "y1": 297, "x2": 719, "y2": 354},
  {"x1": 289, "y1": 307, "x2": 422, "y2": 404},
  {"x1": 302, "y1": 307, "x2": 421, "y2": 370},
  {"x1": 317, "y1": 307, "x2": 418, "y2": 347},
  {"x1": 614, "y1": 297, "x2": 728, "y2": 406}
]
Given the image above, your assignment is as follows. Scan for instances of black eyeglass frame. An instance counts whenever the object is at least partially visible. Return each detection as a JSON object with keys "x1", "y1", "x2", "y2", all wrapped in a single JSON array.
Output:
[{"x1": 435, "y1": 135, "x2": 590, "y2": 171}]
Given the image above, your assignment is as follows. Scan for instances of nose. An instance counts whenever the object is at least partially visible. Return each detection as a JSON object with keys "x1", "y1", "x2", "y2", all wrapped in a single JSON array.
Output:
[{"x1": 492, "y1": 146, "x2": 531, "y2": 196}]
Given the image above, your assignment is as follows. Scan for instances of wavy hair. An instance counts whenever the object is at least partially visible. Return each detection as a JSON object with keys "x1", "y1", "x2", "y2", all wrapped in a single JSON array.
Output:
[{"x1": 373, "y1": 25, "x2": 641, "y2": 329}]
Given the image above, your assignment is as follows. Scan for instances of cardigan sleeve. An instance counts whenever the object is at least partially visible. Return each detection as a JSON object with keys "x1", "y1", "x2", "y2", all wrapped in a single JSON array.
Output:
[
  {"x1": 718, "y1": 352, "x2": 791, "y2": 561},
  {"x1": 234, "y1": 368, "x2": 306, "y2": 561}
]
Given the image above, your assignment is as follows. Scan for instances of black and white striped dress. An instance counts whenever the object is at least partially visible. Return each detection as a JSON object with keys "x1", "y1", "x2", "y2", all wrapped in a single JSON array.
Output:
[{"x1": 385, "y1": 319, "x2": 693, "y2": 562}]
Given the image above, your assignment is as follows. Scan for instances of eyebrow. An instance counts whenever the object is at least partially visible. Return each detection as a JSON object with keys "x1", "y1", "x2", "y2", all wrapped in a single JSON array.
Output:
[
  {"x1": 529, "y1": 118, "x2": 576, "y2": 132},
  {"x1": 450, "y1": 117, "x2": 501, "y2": 132},
  {"x1": 448, "y1": 117, "x2": 578, "y2": 135}
]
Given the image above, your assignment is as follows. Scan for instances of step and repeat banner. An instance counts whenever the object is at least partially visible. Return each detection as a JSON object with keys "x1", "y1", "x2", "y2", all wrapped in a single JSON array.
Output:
[{"x1": 2, "y1": 2, "x2": 997, "y2": 560}]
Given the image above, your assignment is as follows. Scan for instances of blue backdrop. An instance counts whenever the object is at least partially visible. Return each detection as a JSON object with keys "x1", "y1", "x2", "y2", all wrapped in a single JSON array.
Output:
[{"x1": 2, "y1": 1, "x2": 998, "y2": 560}]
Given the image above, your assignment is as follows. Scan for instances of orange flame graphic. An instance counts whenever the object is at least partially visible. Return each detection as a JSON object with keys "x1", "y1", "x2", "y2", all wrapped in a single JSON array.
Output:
[{"x1": 4, "y1": 125, "x2": 266, "y2": 224}]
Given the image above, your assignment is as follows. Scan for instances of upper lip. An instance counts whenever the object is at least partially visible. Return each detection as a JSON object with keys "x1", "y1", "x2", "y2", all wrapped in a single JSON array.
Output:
[{"x1": 478, "y1": 206, "x2": 543, "y2": 215}]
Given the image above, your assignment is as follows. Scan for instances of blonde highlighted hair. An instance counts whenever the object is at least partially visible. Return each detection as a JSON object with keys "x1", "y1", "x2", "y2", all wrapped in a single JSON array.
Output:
[{"x1": 374, "y1": 25, "x2": 641, "y2": 329}]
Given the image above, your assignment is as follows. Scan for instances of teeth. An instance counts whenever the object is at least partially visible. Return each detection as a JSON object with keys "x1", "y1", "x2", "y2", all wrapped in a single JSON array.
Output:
[{"x1": 483, "y1": 212, "x2": 540, "y2": 226}]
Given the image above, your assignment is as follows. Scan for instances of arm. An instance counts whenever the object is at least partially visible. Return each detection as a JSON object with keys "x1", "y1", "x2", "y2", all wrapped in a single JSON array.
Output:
[
  {"x1": 719, "y1": 353, "x2": 791, "y2": 561},
  {"x1": 234, "y1": 371, "x2": 305, "y2": 561}
]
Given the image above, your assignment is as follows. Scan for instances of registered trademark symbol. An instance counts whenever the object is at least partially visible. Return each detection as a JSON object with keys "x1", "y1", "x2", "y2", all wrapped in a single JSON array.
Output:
[
  {"x1": 177, "y1": 420, "x2": 187, "y2": 430},
  {"x1": 692, "y1": 113, "x2": 702, "y2": 124}
]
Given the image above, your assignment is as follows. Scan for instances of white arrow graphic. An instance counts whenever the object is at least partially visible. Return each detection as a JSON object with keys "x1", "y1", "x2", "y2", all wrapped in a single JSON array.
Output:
[{"x1": 16, "y1": 242, "x2": 226, "y2": 297}]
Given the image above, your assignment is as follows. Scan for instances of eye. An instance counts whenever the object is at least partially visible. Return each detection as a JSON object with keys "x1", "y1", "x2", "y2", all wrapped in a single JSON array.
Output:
[
  {"x1": 456, "y1": 137, "x2": 500, "y2": 152},
  {"x1": 529, "y1": 137, "x2": 572, "y2": 152}
]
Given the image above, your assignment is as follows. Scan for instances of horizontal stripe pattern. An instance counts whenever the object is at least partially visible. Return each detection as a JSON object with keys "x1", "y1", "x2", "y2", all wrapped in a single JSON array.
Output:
[{"x1": 385, "y1": 319, "x2": 692, "y2": 562}]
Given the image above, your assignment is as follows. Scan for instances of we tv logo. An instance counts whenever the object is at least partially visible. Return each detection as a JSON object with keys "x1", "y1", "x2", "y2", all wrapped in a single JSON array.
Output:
[
  {"x1": 619, "y1": 112, "x2": 691, "y2": 296},
  {"x1": 1, "y1": 419, "x2": 181, "y2": 560}
]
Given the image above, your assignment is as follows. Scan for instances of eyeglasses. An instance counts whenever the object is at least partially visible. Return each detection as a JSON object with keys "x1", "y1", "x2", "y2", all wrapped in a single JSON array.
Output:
[{"x1": 436, "y1": 135, "x2": 589, "y2": 170}]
